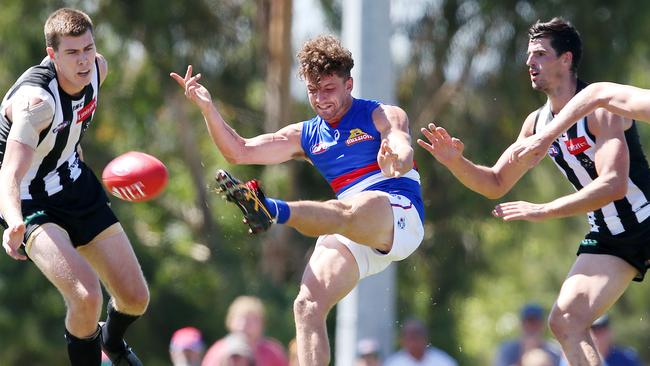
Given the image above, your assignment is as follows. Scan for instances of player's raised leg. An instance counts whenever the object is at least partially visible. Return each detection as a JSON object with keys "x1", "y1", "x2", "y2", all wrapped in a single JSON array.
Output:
[{"x1": 216, "y1": 169, "x2": 395, "y2": 251}]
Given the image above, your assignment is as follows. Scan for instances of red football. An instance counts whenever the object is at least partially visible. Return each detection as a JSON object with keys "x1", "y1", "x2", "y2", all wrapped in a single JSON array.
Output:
[{"x1": 101, "y1": 151, "x2": 168, "y2": 202}]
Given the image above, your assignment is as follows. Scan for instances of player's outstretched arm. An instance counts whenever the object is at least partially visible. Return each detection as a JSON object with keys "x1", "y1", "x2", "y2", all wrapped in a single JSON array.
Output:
[
  {"x1": 170, "y1": 65, "x2": 303, "y2": 164},
  {"x1": 418, "y1": 115, "x2": 535, "y2": 199},
  {"x1": 495, "y1": 111, "x2": 629, "y2": 222},
  {"x1": 511, "y1": 82, "x2": 650, "y2": 165}
]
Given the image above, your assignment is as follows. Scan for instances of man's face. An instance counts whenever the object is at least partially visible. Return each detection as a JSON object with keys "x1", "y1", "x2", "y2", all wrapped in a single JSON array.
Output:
[
  {"x1": 526, "y1": 37, "x2": 569, "y2": 93},
  {"x1": 47, "y1": 30, "x2": 96, "y2": 95},
  {"x1": 306, "y1": 73, "x2": 353, "y2": 122}
]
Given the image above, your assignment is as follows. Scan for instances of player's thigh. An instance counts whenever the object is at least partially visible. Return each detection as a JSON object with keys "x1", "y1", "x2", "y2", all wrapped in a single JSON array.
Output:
[
  {"x1": 27, "y1": 223, "x2": 101, "y2": 299},
  {"x1": 555, "y1": 253, "x2": 636, "y2": 321},
  {"x1": 298, "y1": 235, "x2": 360, "y2": 311},
  {"x1": 78, "y1": 223, "x2": 148, "y2": 299},
  {"x1": 340, "y1": 191, "x2": 394, "y2": 247}
]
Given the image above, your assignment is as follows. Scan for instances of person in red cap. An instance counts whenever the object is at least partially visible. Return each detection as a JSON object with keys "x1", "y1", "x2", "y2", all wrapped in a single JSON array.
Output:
[{"x1": 170, "y1": 326, "x2": 206, "y2": 366}]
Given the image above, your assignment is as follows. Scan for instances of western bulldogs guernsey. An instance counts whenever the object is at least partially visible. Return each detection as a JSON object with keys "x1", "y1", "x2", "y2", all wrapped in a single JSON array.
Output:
[
  {"x1": 301, "y1": 98, "x2": 424, "y2": 221},
  {"x1": 0, "y1": 58, "x2": 99, "y2": 200},
  {"x1": 535, "y1": 82, "x2": 650, "y2": 236}
]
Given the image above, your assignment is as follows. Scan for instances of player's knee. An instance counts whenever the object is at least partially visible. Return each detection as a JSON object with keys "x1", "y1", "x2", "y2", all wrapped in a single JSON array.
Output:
[
  {"x1": 293, "y1": 293, "x2": 325, "y2": 324},
  {"x1": 548, "y1": 305, "x2": 590, "y2": 339},
  {"x1": 67, "y1": 284, "x2": 103, "y2": 318},
  {"x1": 119, "y1": 287, "x2": 150, "y2": 315}
]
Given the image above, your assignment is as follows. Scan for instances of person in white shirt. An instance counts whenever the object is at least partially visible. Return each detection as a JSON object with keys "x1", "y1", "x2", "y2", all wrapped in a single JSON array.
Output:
[{"x1": 384, "y1": 318, "x2": 457, "y2": 366}]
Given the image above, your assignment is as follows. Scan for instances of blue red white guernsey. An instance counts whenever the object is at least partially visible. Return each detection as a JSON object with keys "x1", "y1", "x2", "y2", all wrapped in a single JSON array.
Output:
[
  {"x1": 535, "y1": 81, "x2": 650, "y2": 235},
  {"x1": 301, "y1": 98, "x2": 424, "y2": 221},
  {"x1": 0, "y1": 58, "x2": 99, "y2": 200}
]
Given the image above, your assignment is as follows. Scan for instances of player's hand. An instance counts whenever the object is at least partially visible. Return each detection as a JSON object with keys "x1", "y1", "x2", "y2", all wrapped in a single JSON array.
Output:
[
  {"x1": 2, "y1": 221, "x2": 27, "y2": 260},
  {"x1": 509, "y1": 133, "x2": 553, "y2": 167},
  {"x1": 170, "y1": 65, "x2": 214, "y2": 112},
  {"x1": 378, "y1": 139, "x2": 406, "y2": 178},
  {"x1": 492, "y1": 201, "x2": 548, "y2": 222},
  {"x1": 417, "y1": 122, "x2": 464, "y2": 166}
]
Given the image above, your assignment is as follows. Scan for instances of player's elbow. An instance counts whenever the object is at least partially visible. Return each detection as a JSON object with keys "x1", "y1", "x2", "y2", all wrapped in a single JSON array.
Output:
[{"x1": 604, "y1": 175, "x2": 628, "y2": 201}]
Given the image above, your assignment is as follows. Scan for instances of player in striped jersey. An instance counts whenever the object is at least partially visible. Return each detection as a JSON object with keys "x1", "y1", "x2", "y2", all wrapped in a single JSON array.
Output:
[
  {"x1": 419, "y1": 18, "x2": 650, "y2": 366},
  {"x1": 511, "y1": 81, "x2": 650, "y2": 165},
  {"x1": 0, "y1": 9, "x2": 147, "y2": 366},
  {"x1": 172, "y1": 35, "x2": 424, "y2": 366}
]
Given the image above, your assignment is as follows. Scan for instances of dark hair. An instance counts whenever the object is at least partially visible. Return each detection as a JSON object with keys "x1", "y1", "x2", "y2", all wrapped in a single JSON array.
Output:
[
  {"x1": 528, "y1": 17, "x2": 582, "y2": 74},
  {"x1": 44, "y1": 8, "x2": 94, "y2": 50},
  {"x1": 296, "y1": 35, "x2": 354, "y2": 82}
]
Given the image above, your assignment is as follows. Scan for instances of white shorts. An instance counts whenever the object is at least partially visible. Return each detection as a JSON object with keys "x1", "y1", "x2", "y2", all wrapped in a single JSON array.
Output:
[{"x1": 316, "y1": 193, "x2": 424, "y2": 279}]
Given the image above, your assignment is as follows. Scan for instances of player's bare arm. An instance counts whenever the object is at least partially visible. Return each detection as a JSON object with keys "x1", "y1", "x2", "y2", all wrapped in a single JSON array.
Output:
[
  {"x1": 512, "y1": 82, "x2": 650, "y2": 165},
  {"x1": 418, "y1": 112, "x2": 536, "y2": 199},
  {"x1": 171, "y1": 65, "x2": 304, "y2": 165},
  {"x1": 494, "y1": 110, "x2": 629, "y2": 222},
  {"x1": 0, "y1": 94, "x2": 55, "y2": 260},
  {"x1": 97, "y1": 52, "x2": 108, "y2": 85},
  {"x1": 0, "y1": 141, "x2": 32, "y2": 261},
  {"x1": 373, "y1": 104, "x2": 413, "y2": 177}
]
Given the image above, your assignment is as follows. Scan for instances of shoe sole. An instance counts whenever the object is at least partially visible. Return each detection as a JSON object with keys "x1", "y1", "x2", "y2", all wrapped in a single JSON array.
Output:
[{"x1": 215, "y1": 169, "x2": 272, "y2": 234}]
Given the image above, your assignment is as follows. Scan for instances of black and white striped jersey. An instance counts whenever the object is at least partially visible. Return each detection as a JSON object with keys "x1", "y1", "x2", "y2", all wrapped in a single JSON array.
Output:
[
  {"x1": 534, "y1": 88, "x2": 650, "y2": 235},
  {"x1": 0, "y1": 58, "x2": 99, "y2": 200}
]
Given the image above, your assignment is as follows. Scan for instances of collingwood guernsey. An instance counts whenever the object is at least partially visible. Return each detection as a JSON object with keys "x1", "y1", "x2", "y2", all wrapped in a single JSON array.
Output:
[
  {"x1": 534, "y1": 83, "x2": 650, "y2": 235},
  {"x1": 0, "y1": 57, "x2": 99, "y2": 200}
]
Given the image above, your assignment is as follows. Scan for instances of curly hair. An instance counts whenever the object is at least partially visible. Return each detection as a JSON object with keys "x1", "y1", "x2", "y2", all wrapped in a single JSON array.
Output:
[{"x1": 297, "y1": 35, "x2": 354, "y2": 82}]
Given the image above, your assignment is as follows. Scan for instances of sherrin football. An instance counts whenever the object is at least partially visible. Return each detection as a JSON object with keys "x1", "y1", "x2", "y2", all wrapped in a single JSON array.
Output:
[{"x1": 102, "y1": 151, "x2": 168, "y2": 202}]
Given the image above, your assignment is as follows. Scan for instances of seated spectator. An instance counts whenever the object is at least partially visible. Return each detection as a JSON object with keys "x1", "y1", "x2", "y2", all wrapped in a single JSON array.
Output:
[
  {"x1": 559, "y1": 314, "x2": 643, "y2": 366},
  {"x1": 170, "y1": 326, "x2": 206, "y2": 366},
  {"x1": 493, "y1": 303, "x2": 561, "y2": 366},
  {"x1": 357, "y1": 337, "x2": 382, "y2": 366},
  {"x1": 202, "y1": 296, "x2": 288, "y2": 366},
  {"x1": 384, "y1": 317, "x2": 457, "y2": 366}
]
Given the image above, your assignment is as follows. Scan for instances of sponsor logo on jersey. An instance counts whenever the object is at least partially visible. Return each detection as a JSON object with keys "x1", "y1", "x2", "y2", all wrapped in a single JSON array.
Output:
[
  {"x1": 580, "y1": 238, "x2": 598, "y2": 247},
  {"x1": 345, "y1": 128, "x2": 374, "y2": 146},
  {"x1": 564, "y1": 136, "x2": 591, "y2": 155},
  {"x1": 52, "y1": 120, "x2": 71, "y2": 133},
  {"x1": 548, "y1": 144, "x2": 560, "y2": 157},
  {"x1": 76, "y1": 98, "x2": 96, "y2": 123}
]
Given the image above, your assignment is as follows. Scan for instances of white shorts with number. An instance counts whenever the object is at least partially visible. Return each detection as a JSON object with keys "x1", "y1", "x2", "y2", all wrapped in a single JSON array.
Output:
[{"x1": 315, "y1": 193, "x2": 424, "y2": 279}]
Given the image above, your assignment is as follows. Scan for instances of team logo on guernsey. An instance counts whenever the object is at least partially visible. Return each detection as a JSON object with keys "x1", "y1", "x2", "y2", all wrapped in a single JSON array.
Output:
[
  {"x1": 564, "y1": 136, "x2": 591, "y2": 155},
  {"x1": 345, "y1": 128, "x2": 374, "y2": 146},
  {"x1": 311, "y1": 140, "x2": 337, "y2": 155},
  {"x1": 547, "y1": 143, "x2": 560, "y2": 158},
  {"x1": 52, "y1": 120, "x2": 70, "y2": 133},
  {"x1": 311, "y1": 130, "x2": 340, "y2": 154},
  {"x1": 76, "y1": 98, "x2": 96, "y2": 123}
]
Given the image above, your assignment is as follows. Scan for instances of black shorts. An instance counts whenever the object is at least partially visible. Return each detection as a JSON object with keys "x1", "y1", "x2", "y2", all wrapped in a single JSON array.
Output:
[
  {"x1": 0, "y1": 164, "x2": 119, "y2": 248},
  {"x1": 578, "y1": 224, "x2": 650, "y2": 282}
]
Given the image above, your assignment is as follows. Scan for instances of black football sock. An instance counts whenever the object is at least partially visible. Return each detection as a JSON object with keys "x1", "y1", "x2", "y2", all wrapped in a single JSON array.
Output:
[
  {"x1": 101, "y1": 301, "x2": 141, "y2": 352},
  {"x1": 65, "y1": 326, "x2": 101, "y2": 366}
]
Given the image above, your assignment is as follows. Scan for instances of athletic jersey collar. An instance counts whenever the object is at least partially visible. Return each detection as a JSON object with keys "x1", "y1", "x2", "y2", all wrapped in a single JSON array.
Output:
[{"x1": 325, "y1": 97, "x2": 357, "y2": 129}]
